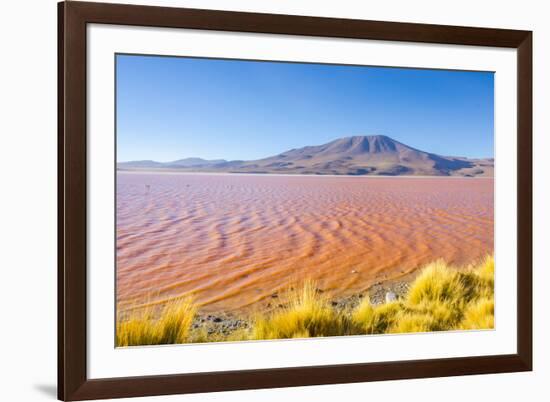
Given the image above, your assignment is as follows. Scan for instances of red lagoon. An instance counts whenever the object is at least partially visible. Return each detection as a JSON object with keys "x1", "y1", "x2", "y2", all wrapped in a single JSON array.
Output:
[{"x1": 116, "y1": 172, "x2": 493, "y2": 313}]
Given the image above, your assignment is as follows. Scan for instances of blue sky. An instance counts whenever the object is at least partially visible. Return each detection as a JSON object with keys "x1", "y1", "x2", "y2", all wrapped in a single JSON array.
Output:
[{"x1": 116, "y1": 54, "x2": 494, "y2": 162}]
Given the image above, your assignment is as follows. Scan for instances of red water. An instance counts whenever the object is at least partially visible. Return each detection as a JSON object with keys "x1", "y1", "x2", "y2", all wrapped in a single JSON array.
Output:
[{"x1": 116, "y1": 173, "x2": 493, "y2": 313}]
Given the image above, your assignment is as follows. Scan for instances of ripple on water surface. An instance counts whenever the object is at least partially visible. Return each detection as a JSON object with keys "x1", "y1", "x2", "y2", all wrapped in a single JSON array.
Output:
[{"x1": 116, "y1": 173, "x2": 494, "y2": 313}]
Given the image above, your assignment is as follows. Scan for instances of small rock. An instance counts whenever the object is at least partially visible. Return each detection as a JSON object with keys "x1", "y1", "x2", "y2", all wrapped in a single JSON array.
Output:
[
  {"x1": 271, "y1": 293, "x2": 279, "y2": 298},
  {"x1": 213, "y1": 317, "x2": 222, "y2": 323},
  {"x1": 351, "y1": 269, "x2": 358, "y2": 274},
  {"x1": 385, "y1": 291, "x2": 397, "y2": 303}
]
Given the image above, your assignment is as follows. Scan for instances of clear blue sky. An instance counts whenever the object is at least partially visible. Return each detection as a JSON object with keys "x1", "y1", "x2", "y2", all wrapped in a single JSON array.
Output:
[{"x1": 116, "y1": 54, "x2": 494, "y2": 162}]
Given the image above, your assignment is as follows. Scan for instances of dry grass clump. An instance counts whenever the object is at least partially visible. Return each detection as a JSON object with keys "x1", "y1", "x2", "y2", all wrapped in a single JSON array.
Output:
[
  {"x1": 473, "y1": 256, "x2": 495, "y2": 298},
  {"x1": 116, "y1": 256, "x2": 494, "y2": 346},
  {"x1": 116, "y1": 297, "x2": 197, "y2": 347},
  {"x1": 251, "y1": 281, "x2": 350, "y2": 339},
  {"x1": 352, "y1": 300, "x2": 401, "y2": 334},
  {"x1": 351, "y1": 255, "x2": 494, "y2": 335},
  {"x1": 389, "y1": 312, "x2": 436, "y2": 334},
  {"x1": 188, "y1": 327, "x2": 252, "y2": 344},
  {"x1": 460, "y1": 297, "x2": 494, "y2": 330}
]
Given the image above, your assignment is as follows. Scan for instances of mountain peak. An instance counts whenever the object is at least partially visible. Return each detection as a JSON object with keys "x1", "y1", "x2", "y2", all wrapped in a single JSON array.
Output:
[
  {"x1": 323, "y1": 135, "x2": 401, "y2": 155},
  {"x1": 118, "y1": 134, "x2": 493, "y2": 177},
  {"x1": 344, "y1": 134, "x2": 392, "y2": 140}
]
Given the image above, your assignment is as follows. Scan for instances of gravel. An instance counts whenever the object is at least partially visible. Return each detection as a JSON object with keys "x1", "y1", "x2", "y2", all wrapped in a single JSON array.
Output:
[{"x1": 192, "y1": 280, "x2": 412, "y2": 337}]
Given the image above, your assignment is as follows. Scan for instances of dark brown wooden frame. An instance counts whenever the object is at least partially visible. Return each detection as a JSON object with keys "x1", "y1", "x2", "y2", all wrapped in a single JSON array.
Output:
[{"x1": 58, "y1": 1, "x2": 532, "y2": 400}]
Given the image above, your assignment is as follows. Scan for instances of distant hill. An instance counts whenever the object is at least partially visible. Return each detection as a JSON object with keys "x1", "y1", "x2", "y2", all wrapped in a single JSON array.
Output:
[
  {"x1": 118, "y1": 157, "x2": 230, "y2": 169},
  {"x1": 117, "y1": 135, "x2": 493, "y2": 177}
]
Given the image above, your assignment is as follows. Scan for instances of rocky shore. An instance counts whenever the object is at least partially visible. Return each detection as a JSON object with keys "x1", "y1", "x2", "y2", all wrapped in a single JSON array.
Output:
[{"x1": 192, "y1": 279, "x2": 411, "y2": 339}]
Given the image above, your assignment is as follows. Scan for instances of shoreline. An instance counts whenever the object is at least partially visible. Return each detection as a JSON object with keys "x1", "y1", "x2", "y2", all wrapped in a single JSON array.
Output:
[
  {"x1": 116, "y1": 255, "x2": 495, "y2": 346},
  {"x1": 191, "y1": 277, "x2": 413, "y2": 339},
  {"x1": 117, "y1": 169, "x2": 494, "y2": 179}
]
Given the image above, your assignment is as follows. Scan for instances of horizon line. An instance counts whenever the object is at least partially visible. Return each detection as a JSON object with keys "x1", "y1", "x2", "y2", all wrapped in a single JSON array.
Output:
[{"x1": 117, "y1": 134, "x2": 494, "y2": 163}]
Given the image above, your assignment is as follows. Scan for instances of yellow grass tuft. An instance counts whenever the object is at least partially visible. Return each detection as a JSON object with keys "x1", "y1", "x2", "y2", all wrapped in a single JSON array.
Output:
[
  {"x1": 251, "y1": 281, "x2": 345, "y2": 339},
  {"x1": 389, "y1": 312, "x2": 436, "y2": 333},
  {"x1": 352, "y1": 256, "x2": 494, "y2": 335},
  {"x1": 116, "y1": 297, "x2": 197, "y2": 347},
  {"x1": 473, "y1": 255, "x2": 494, "y2": 298},
  {"x1": 352, "y1": 299, "x2": 401, "y2": 334},
  {"x1": 406, "y1": 260, "x2": 469, "y2": 306},
  {"x1": 460, "y1": 297, "x2": 494, "y2": 330}
]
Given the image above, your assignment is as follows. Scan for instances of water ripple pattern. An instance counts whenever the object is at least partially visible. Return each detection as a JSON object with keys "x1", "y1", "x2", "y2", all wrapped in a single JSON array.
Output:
[{"x1": 117, "y1": 173, "x2": 494, "y2": 313}]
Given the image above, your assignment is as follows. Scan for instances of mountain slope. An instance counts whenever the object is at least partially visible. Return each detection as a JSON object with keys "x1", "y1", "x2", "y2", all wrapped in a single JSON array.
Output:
[{"x1": 117, "y1": 135, "x2": 493, "y2": 177}]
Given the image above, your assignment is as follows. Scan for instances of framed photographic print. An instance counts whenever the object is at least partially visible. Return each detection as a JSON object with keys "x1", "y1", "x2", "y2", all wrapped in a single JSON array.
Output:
[{"x1": 58, "y1": 1, "x2": 532, "y2": 400}]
